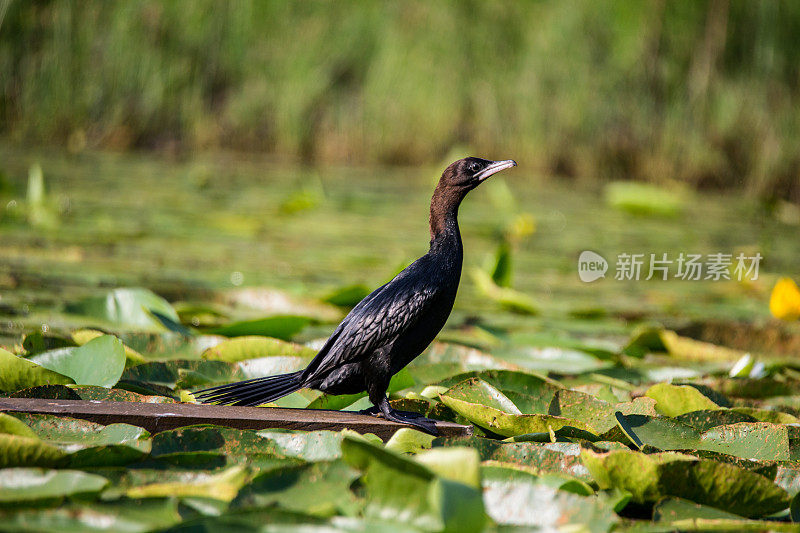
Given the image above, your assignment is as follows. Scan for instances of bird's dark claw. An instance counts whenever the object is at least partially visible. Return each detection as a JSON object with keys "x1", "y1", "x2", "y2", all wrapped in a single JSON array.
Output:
[
  {"x1": 358, "y1": 405, "x2": 380, "y2": 416},
  {"x1": 373, "y1": 397, "x2": 439, "y2": 436}
]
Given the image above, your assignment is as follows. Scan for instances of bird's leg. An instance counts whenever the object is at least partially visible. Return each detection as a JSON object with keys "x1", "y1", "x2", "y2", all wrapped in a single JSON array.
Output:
[{"x1": 376, "y1": 396, "x2": 439, "y2": 436}]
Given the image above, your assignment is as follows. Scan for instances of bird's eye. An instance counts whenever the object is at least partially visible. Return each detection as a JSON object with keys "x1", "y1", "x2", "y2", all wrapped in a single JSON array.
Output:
[{"x1": 469, "y1": 162, "x2": 480, "y2": 173}]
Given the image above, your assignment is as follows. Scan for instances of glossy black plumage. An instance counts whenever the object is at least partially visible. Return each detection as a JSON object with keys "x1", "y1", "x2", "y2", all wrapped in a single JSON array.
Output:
[{"x1": 197, "y1": 157, "x2": 517, "y2": 434}]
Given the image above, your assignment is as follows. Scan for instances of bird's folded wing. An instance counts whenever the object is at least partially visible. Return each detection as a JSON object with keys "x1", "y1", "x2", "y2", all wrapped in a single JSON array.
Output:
[{"x1": 302, "y1": 277, "x2": 438, "y2": 378}]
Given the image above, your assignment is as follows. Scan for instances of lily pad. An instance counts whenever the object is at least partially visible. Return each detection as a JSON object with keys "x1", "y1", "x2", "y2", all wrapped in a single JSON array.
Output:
[
  {"x1": 481, "y1": 463, "x2": 616, "y2": 529},
  {"x1": 645, "y1": 383, "x2": 722, "y2": 417},
  {"x1": 581, "y1": 448, "x2": 790, "y2": 517},
  {"x1": 439, "y1": 379, "x2": 592, "y2": 437},
  {"x1": 65, "y1": 288, "x2": 180, "y2": 331},
  {"x1": 207, "y1": 315, "x2": 311, "y2": 341},
  {"x1": 0, "y1": 348, "x2": 73, "y2": 393},
  {"x1": 29, "y1": 335, "x2": 126, "y2": 387},
  {"x1": 0, "y1": 468, "x2": 108, "y2": 502},
  {"x1": 201, "y1": 335, "x2": 316, "y2": 362},
  {"x1": 126, "y1": 465, "x2": 250, "y2": 502},
  {"x1": 232, "y1": 460, "x2": 360, "y2": 516},
  {"x1": 341, "y1": 435, "x2": 485, "y2": 532}
]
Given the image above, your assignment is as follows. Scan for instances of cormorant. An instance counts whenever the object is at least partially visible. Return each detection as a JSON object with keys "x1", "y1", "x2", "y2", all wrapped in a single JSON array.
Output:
[{"x1": 197, "y1": 157, "x2": 517, "y2": 434}]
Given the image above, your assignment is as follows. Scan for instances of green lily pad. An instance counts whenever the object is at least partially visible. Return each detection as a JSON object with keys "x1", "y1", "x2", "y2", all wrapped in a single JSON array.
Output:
[
  {"x1": 0, "y1": 498, "x2": 181, "y2": 532},
  {"x1": 0, "y1": 413, "x2": 39, "y2": 439},
  {"x1": 0, "y1": 468, "x2": 108, "y2": 502},
  {"x1": 645, "y1": 383, "x2": 722, "y2": 417},
  {"x1": 675, "y1": 409, "x2": 757, "y2": 431},
  {"x1": 201, "y1": 335, "x2": 316, "y2": 362},
  {"x1": 126, "y1": 465, "x2": 250, "y2": 502},
  {"x1": 0, "y1": 434, "x2": 67, "y2": 468},
  {"x1": 481, "y1": 463, "x2": 617, "y2": 529},
  {"x1": 0, "y1": 348, "x2": 73, "y2": 393},
  {"x1": 29, "y1": 335, "x2": 126, "y2": 388},
  {"x1": 433, "y1": 437, "x2": 590, "y2": 481},
  {"x1": 385, "y1": 428, "x2": 435, "y2": 455},
  {"x1": 581, "y1": 448, "x2": 790, "y2": 517},
  {"x1": 323, "y1": 284, "x2": 371, "y2": 308},
  {"x1": 654, "y1": 497, "x2": 798, "y2": 532},
  {"x1": 208, "y1": 315, "x2": 311, "y2": 341},
  {"x1": 256, "y1": 429, "x2": 345, "y2": 461},
  {"x1": 414, "y1": 447, "x2": 481, "y2": 488},
  {"x1": 549, "y1": 389, "x2": 656, "y2": 435},
  {"x1": 71, "y1": 329, "x2": 147, "y2": 367},
  {"x1": 439, "y1": 379, "x2": 592, "y2": 437},
  {"x1": 407, "y1": 342, "x2": 520, "y2": 385},
  {"x1": 21, "y1": 332, "x2": 76, "y2": 356},
  {"x1": 731, "y1": 407, "x2": 799, "y2": 425},
  {"x1": 436, "y1": 369, "x2": 562, "y2": 414},
  {"x1": 232, "y1": 460, "x2": 360, "y2": 516},
  {"x1": 65, "y1": 288, "x2": 180, "y2": 331},
  {"x1": 341, "y1": 436, "x2": 485, "y2": 532}
]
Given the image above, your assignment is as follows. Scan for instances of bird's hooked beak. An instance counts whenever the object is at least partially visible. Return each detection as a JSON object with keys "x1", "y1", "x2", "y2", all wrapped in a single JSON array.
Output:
[{"x1": 475, "y1": 159, "x2": 517, "y2": 181}]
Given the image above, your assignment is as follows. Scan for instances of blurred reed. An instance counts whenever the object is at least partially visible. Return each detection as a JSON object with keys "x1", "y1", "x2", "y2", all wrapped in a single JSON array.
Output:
[{"x1": 0, "y1": 1, "x2": 798, "y2": 200}]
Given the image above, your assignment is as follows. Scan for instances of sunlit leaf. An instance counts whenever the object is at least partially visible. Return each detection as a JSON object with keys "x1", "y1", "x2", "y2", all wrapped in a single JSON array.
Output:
[
  {"x1": 0, "y1": 347, "x2": 73, "y2": 393},
  {"x1": 29, "y1": 335, "x2": 126, "y2": 387}
]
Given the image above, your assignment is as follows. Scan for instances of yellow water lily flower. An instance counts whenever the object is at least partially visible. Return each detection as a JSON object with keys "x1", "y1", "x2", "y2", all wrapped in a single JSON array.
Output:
[{"x1": 769, "y1": 277, "x2": 800, "y2": 321}]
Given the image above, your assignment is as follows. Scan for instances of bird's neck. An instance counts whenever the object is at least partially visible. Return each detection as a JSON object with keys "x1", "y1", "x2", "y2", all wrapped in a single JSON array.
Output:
[{"x1": 428, "y1": 184, "x2": 464, "y2": 254}]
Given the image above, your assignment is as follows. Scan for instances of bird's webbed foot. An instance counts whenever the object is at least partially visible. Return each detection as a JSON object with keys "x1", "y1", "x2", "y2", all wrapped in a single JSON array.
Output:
[{"x1": 375, "y1": 397, "x2": 439, "y2": 436}]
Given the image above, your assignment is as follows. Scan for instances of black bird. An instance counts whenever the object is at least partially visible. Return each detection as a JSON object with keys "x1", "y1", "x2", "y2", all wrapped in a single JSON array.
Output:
[{"x1": 197, "y1": 157, "x2": 517, "y2": 434}]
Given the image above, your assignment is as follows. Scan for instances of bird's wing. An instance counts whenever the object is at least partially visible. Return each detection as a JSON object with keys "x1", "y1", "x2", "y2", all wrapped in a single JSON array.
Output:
[{"x1": 302, "y1": 270, "x2": 439, "y2": 379}]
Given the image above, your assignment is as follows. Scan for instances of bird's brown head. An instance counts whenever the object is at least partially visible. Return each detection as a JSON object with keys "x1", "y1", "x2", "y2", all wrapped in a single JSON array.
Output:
[
  {"x1": 430, "y1": 157, "x2": 517, "y2": 239},
  {"x1": 440, "y1": 157, "x2": 517, "y2": 191}
]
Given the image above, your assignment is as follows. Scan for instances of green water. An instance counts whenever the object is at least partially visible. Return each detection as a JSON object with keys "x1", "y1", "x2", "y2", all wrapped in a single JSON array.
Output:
[{"x1": 1, "y1": 144, "x2": 798, "y2": 348}]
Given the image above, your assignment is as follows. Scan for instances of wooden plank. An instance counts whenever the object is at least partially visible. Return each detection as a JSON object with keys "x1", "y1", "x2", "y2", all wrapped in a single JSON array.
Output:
[{"x1": 0, "y1": 398, "x2": 472, "y2": 441}]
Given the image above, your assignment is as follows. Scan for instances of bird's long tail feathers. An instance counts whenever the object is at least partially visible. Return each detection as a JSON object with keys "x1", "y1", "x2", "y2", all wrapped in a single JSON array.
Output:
[{"x1": 195, "y1": 370, "x2": 304, "y2": 407}]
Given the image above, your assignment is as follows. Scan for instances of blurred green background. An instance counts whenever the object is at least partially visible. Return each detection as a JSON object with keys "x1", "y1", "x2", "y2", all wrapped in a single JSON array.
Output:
[
  {"x1": 1, "y1": 0, "x2": 799, "y2": 200},
  {"x1": 0, "y1": 0, "x2": 799, "y2": 346}
]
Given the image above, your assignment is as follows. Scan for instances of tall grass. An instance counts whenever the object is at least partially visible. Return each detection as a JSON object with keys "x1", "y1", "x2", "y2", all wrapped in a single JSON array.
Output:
[{"x1": 1, "y1": 1, "x2": 798, "y2": 200}]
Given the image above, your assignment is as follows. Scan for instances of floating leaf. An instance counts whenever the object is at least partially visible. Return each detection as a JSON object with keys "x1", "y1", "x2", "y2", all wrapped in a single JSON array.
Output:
[
  {"x1": 29, "y1": 335, "x2": 126, "y2": 388},
  {"x1": 0, "y1": 499, "x2": 181, "y2": 532},
  {"x1": 0, "y1": 413, "x2": 38, "y2": 439},
  {"x1": 385, "y1": 428, "x2": 435, "y2": 455},
  {"x1": 433, "y1": 437, "x2": 590, "y2": 481},
  {"x1": 232, "y1": 460, "x2": 360, "y2": 516},
  {"x1": 21, "y1": 332, "x2": 75, "y2": 356},
  {"x1": 0, "y1": 468, "x2": 108, "y2": 502},
  {"x1": 208, "y1": 315, "x2": 311, "y2": 340},
  {"x1": 65, "y1": 288, "x2": 180, "y2": 331},
  {"x1": 71, "y1": 329, "x2": 147, "y2": 366},
  {"x1": 323, "y1": 284, "x2": 371, "y2": 308},
  {"x1": 414, "y1": 447, "x2": 481, "y2": 488},
  {"x1": 0, "y1": 435, "x2": 67, "y2": 468},
  {"x1": 341, "y1": 436, "x2": 485, "y2": 532},
  {"x1": 440, "y1": 380, "x2": 592, "y2": 437},
  {"x1": 481, "y1": 463, "x2": 616, "y2": 529},
  {"x1": 654, "y1": 497, "x2": 798, "y2": 532},
  {"x1": 201, "y1": 335, "x2": 316, "y2": 362},
  {"x1": 256, "y1": 429, "x2": 345, "y2": 462},
  {"x1": 604, "y1": 181, "x2": 686, "y2": 216},
  {"x1": 581, "y1": 448, "x2": 789, "y2": 517},
  {"x1": 435, "y1": 369, "x2": 561, "y2": 414},
  {"x1": 407, "y1": 342, "x2": 520, "y2": 385},
  {"x1": 127, "y1": 465, "x2": 249, "y2": 502},
  {"x1": 645, "y1": 383, "x2": 722, "y2": 417},
  {"x1": 0, "y1": 347, "x2": 73, "y2": 393}
]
